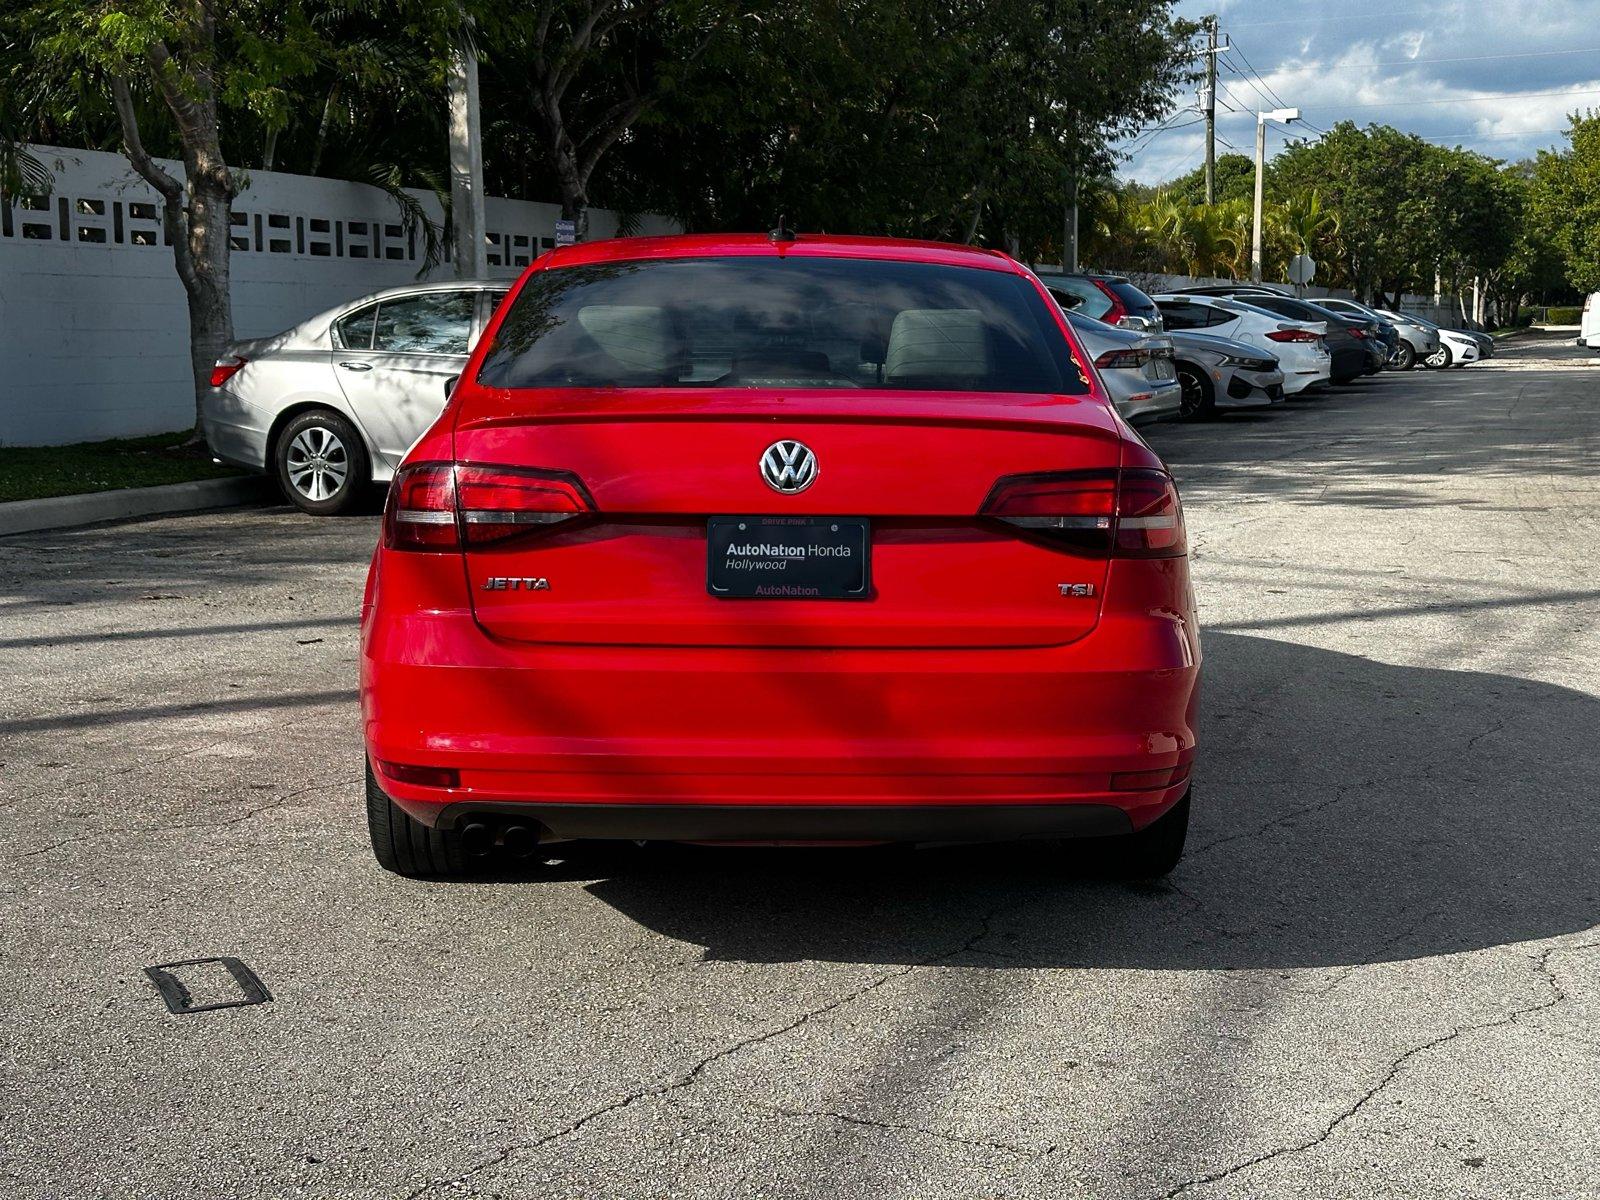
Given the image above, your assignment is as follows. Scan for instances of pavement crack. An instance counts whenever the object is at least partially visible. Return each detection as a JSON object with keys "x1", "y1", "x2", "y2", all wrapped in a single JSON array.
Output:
[
  {"x1": 1152, "y1": 940, "x2": 1600, "y2": 1199},
  {"x1": 1188, "y1": 781, "x2": 1364, "y2": 858},
  {"x1": 404, "y1": 907, "x2": 1007, "y2": 1197},
  {"x1": 4, "y1": 776, "x2": 360, "y2": 860},
  {"x1": 754, "y1": 1101, "x2": 1056, "y2": 1158},
  {"x1": 1464, "y1": 717, "x2": 1508, "y2": 752}
]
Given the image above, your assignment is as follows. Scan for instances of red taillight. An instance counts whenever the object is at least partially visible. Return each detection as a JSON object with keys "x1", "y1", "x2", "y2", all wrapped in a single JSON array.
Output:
[
  {"x1": 1266, "y1": 328, "x2": 1319, "y2": 343},
  {"x1": 1113, "y1": 468, "x2": 1187, "y2": 556},
  {"x1": 455, "y1": 464, "x2": 594, "y2": 546},
  {"x1": 209, "y1": 356, "x2": 247, "y2": 387},
  {"x1": 382, "y1": 462, "x2": 595, "y2": 552},
  {"x1": 1092, "y1": 278, "x2": 1128, "y2": 325},
  {"x1": 980, "y1": 468, "x2": 1186, "y2": 558},
  {"x1": 1347, "y1": 327, "x2": 1368, "y2": 340},
  {"x1": 1095, "y1": 348, "x2": 1150, "y2": 370},
  {"x1": 384, "y1": 463, "x2": 458, "y2": 551}
]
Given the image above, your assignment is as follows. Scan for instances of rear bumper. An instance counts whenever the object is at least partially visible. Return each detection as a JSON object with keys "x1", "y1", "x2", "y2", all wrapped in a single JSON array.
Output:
[
  {"x1": 1120, "y1": 379, "x2": 1183, "y2": 424},
  {"x1": 200, "y1": 386, "x2": 272, "y2": 472},
  {"x1": 362, "y1": 558, "x2": 1201, "y2": 839},
  {"x1": 427, "y1": 800, "x2": 1136, "y2": 841}
]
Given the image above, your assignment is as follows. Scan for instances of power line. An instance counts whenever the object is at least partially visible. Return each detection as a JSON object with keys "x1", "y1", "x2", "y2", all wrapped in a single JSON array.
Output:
[
  {"x1": 1229, "y1": 40, "x2": 1291, "y2": 110},
  {"x1": 1304, "y1": 84, "x2": 1600, "y2": 109},
  {"x1": 1219, "y1": 55, "x2": 1281, "y2": 111},
  {"x1": 1124, "y1": 115, "x2": 1205, "y2": 157},
  {"x1": 1223, "y1": 3, "x2": 1452, "y2": 27},
  {"x1": 1418, "y1": 126, "x2": 1571, "y2": 142},
  {"x1": 1249, "y1": 45, "x2": 1600, "y2": 76}
]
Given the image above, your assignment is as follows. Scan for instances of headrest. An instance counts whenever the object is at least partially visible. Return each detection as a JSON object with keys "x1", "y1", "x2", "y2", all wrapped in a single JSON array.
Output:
[
  {"x1": 884, "y1": 309, "x2": 989, "y2": 383},
  {"x1": 576, "y1": 305, "x2": 678, "y2": 374}
]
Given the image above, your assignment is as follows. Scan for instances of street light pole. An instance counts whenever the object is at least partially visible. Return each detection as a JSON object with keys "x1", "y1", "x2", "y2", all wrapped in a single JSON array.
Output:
[
  {"x1": 1251, "y1": 106, "x2": 1298, "y2": 283},
  {"x1": 447, "y1": 19, "x2": 487, "y2": 279}
]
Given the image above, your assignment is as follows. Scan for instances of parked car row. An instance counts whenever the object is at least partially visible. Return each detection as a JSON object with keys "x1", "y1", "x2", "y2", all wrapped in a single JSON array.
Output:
[
  {"x1": 205, "y1": 265, "x2": 1496, "y2": 516},
  {"x1": 1042, "y1": 274, "x2": 1492, "y2": 424}
]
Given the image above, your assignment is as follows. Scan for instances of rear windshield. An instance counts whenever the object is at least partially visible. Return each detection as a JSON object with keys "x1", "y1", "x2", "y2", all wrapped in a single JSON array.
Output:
[
  {"x1": 1105, "y1": 280, "x2": 1156, "y2": 312},
  {"x1": 476, "y1": 256, "x2": 1087, "y2": 394}
]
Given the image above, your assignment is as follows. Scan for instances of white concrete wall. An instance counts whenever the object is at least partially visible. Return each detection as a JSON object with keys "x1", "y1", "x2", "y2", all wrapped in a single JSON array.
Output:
[{"x1": 0, "y1": 145, "x2": 678, "y2": 445}]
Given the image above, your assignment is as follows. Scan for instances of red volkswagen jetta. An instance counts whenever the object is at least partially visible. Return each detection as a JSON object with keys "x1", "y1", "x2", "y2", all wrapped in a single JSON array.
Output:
[{"x1": 360, "y1": 234, "x2": 1199, "y2": 878}]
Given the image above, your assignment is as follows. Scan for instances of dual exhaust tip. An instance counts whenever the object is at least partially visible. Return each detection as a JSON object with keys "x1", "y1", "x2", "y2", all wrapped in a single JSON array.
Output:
[{"x1": 459, "y1": 821, "x2": 542, "y2": 859}]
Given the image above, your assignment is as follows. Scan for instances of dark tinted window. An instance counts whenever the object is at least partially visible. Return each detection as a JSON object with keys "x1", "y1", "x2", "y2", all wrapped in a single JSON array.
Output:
[
  {"x1": 1046, "y1": 277, "x2": 1112, "y2": 321},
  {"x1": 1156, "y1": 301, "x2": 1212, "y2": 330},
  {"x1": 335, "y1": 304, "x2": 377, "y2": 350},
  {"x1": 373, "y1": 292, "x2": 475, "y2": 355},
  {"x1": 479, "y1": 257, "x2": 1087, "y2": 394},
  {"x1": 1105, "y1": 280, "x2": 1157, "y2": 314}
]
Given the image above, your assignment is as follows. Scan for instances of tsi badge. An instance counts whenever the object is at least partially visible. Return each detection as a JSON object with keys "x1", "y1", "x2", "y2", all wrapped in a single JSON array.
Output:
[
  {"x1": 1058, "y1": 582, "x2": 1096, "y2": 597},
  {"x1": 482, "y1": 577, "x2": 549, "y2": 591}
]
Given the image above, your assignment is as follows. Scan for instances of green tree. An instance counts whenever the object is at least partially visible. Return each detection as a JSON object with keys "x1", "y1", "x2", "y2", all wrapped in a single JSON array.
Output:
[
  {"x1": 1272, "y1": 122, "x2": 1437, "y2": 302},
  {"x1": 619, "y1": 0, "x2": 1197, "y2": 259},
  {"x1": 1528, "y1": 110, "x2": 1600, "y2": 293},
  {"x1": 1163, "y1": 151, "x2": 1254, "y2": 207},
  {"x1": 5, "y1": 1, "x2": 316, "y2": 425}
]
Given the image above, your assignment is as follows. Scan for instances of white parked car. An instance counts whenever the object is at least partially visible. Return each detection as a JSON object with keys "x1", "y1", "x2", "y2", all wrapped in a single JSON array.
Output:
[
  {"x1": 203, "y1": 280, "x2": 508, "y2": 513},
  {"x1": 1426, "y1": 326, "x2": 1482, "y2": 368},
  {"x1": 1581, "y1": 293, "x2": 1600, "y2": 348},
  {"x1": 1151, "y1": 294, "x2": 1331, "y2": 394}
]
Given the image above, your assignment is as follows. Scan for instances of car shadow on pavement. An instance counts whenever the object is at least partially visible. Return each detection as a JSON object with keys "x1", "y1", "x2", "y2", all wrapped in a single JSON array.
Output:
[{"x1": 564, "y1": 631, "x2": 1597, "y2": 971}]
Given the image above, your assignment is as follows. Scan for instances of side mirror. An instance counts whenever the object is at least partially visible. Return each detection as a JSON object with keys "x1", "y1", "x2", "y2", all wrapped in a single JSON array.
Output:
[{"x1": 444, "y1": 374, "x2": 460, "y2": 400}]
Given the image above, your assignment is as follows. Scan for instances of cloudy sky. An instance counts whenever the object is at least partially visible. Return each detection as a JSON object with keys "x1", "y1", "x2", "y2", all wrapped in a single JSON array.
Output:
[{"x1": 1117, "y1": 0, "x2": 1600, "y2": 184}]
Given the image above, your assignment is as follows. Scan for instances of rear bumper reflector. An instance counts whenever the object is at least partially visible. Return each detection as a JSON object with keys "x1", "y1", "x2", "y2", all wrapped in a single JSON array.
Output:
[
  {"x1": 378, "y1": 760, "x2": 461, "y2": 789},
  {"x1": 1109, "y1": 763, "x2": 1191, "y2": 792}
]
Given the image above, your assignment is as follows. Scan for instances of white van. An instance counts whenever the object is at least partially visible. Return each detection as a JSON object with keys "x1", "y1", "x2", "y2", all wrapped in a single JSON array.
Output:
[{"x1": 1579, "y1": 293, "x2": 1600, "y2": 348}]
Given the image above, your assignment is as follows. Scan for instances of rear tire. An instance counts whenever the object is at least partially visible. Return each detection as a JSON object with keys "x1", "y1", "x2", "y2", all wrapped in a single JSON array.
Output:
[
  {"x1": 1103, "y1": 789, "x2": 1190, "y2": 879},
  {"x1": 1176, "y1": 364, "x2": 1215, "y2": 419},
  {"x1": 366, "y1": 761, "x2": 471, "y2": 879},
  {"x1": 275, "y1": 409, "x2": 370, "y2": 516}
]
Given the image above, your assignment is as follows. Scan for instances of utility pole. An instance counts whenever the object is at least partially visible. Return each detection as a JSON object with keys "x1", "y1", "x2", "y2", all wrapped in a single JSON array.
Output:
[
  {"x1": 1251, "y1": 106, "x2": 1298, "y2": 282},
  {"x1": 447, "y1": 18, "x2": 487, "y2": 279},
  {"x1": 1203, "y1": 16, "x2": 1218, "y2": 204},
  {"x1": 1063, "y1": 174, "x2": 1078, "y2": 273}
]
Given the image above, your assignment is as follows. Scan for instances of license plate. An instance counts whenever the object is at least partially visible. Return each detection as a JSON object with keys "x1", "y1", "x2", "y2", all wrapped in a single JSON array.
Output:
[
  {"x1": 707, "y1": 516, "x2": 871, "y2": 599},
  {"x1": 1147, "y1": 357, "x2": 1176, "y2": 381}
]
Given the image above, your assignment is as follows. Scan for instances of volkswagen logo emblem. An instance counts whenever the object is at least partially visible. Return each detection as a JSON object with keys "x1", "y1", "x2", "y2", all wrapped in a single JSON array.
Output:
[{"x1": 759, "y1": 440, "x2": 818, "y2": 494}]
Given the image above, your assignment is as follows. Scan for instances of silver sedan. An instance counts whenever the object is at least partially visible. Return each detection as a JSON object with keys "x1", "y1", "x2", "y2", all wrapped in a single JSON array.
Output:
[
  {"x1": 1062, "y1": 310, "x2": 1182, "y2": 423},
  {"x1": 1167, "y1": 331, "x2": 1285, "y2": 418},
  {"x1": 202, "y1": 280, "x2": 507, "y2": 514}
]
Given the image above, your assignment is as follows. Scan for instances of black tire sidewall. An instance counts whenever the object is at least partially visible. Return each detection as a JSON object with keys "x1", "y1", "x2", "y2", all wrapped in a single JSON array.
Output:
[
  {"x1": 1177, "y1": 364, "x2": 1213, "y2": 419},
  {"x1": 275, "y1": 410, "x2": 370, "y2": 515}
]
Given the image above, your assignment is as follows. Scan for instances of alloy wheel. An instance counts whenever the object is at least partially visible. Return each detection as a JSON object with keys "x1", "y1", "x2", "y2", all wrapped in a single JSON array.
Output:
[
  {"x1": 285, "y1": 426, "x2": 350, "y2": 502},
  {"x1": 1177, "y1": 367, "x2": 1207, "y2": 418}
]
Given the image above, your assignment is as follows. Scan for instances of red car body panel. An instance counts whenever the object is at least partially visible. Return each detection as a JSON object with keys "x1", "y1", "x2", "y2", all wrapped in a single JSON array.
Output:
[{"x1": 360, "y1": 234, "x2": 1200, "y2": 841}]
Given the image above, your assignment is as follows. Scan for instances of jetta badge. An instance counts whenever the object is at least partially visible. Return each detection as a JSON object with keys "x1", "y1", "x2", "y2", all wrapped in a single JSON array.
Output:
[{"x1": 759, "y1": 440, "x2": 818, "y2": 494}]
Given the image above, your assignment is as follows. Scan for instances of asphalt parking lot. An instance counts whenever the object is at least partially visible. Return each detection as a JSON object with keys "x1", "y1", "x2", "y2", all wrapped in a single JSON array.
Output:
[{"x1": 3, "y1": 332, "x2": 1597, "y2": 1200}]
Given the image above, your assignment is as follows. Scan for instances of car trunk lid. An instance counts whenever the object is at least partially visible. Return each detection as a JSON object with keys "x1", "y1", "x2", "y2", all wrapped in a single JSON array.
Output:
[{"x1": 453, "y1": 389, "x2": 1122, "y2": 649}]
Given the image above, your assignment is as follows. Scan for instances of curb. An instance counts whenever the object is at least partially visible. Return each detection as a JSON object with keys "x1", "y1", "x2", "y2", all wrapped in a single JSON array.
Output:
[{"x1": 0, "y1": 476, "x2": 276, "y2": 537}]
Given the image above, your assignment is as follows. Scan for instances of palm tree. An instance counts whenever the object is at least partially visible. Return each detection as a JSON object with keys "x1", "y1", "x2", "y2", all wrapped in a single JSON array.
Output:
[{"x1": 1273, "y1": 188, "x2": 1341, "y2": 278}]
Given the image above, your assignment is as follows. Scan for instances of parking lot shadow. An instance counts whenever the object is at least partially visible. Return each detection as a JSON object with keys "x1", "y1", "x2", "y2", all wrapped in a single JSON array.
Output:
[{"x1": 571, "y1": 631, "x2": 1598, "y2": 970}]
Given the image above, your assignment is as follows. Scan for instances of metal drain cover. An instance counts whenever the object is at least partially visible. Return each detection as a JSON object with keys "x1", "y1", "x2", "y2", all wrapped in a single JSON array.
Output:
[{"x1": 144, "y1": 957, "x2": 272, "y2": 1015}]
